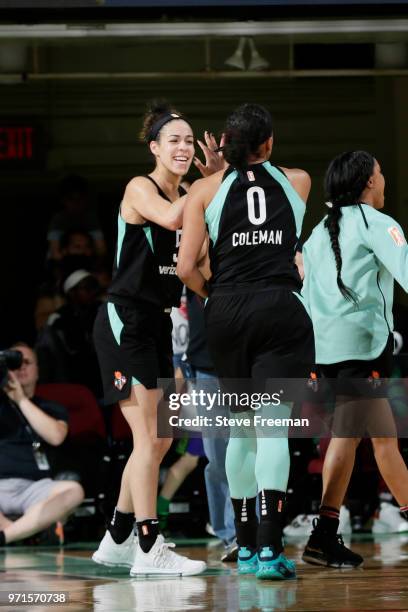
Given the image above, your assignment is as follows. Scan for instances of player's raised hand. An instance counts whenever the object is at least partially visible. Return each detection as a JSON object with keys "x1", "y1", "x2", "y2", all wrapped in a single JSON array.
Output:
[{"x1": 194, "y1": 131, "x2": 228, "y2": 177}]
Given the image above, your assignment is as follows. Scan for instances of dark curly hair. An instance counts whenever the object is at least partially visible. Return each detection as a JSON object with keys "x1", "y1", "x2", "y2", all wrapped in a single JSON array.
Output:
[
  {"x1": 139, "y1": 99, "x2": 183, "y2": 143},
  {"x1": 222, "y1": 103, "x2": 273, "y2": 171}
]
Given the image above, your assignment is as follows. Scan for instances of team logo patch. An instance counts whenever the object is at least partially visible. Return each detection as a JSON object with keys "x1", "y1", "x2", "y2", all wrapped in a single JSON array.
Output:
[
  {"x1": 114, "y1": 371, "x2": 127, "y2": 391},
  {"x1": 388, "y1": 226, "x2": 406, "y2": 247},
  {"x1": 247, "y1": 170, "x2": 255, "y2": 182}
]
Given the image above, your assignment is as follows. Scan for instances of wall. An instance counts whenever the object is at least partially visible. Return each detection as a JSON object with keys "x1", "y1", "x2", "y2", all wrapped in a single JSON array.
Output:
[{"x1": 0, "y1": 72, "x2": 406, "y2": 342}]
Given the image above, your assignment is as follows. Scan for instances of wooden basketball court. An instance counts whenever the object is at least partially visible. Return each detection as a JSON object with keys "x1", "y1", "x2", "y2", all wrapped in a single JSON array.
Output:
[{"x1": 1, "y1": 534, "x2": 408, "y2": 611}]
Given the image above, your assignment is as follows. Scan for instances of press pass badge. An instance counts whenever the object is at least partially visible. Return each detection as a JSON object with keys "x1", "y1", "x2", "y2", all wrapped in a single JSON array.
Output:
[{"x1": 32, "y1": 441, "x2": 50, "y2": 470}]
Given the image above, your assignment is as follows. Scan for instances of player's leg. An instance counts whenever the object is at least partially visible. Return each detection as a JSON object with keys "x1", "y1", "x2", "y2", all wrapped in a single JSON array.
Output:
[
  {"x1": 205, "y1": 293, "x2": 257, "y2": 571},
  {"x1": 369, "y1": 398, "x2": 408, "y2": 515},
  {"x1": 254, "y1": 402, "x2": 296, "y2": 580},
  {"x1": 226, "y1": 418, "x2": 258, "y2": 574},
  {"x1": 127, "y1": 383, "x2": 206, "y2": 576}
]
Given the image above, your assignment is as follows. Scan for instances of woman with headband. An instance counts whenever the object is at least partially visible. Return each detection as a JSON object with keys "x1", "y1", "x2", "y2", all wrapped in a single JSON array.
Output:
[{"x1": 92, "y1": 101, "x2": 221, "y2": 576}]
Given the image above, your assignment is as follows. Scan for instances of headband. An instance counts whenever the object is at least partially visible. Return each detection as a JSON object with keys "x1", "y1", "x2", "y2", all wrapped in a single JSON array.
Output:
[{"x1": 147, "y1": 113, "x2": 189, "y2": 143}]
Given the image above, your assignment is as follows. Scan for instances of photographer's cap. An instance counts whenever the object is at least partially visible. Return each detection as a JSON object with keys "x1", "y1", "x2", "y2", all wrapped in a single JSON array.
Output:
[{"x1": 63, "y1": 269, "x2": 92, "y2": 294}]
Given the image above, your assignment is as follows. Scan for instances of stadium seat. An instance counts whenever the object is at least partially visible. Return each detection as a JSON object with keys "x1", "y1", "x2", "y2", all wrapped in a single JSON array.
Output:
[
  {"x1": 36, "y1": 383, "x2": 106, "y2": 442},
  {"x1": 35, "y1": 383, "x2": 108, "y2": 537}
]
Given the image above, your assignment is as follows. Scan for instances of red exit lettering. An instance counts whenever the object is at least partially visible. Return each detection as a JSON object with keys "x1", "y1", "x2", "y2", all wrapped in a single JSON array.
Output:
[{"x1": 0, "y1": 127, "x2": 33, "y2": 160}]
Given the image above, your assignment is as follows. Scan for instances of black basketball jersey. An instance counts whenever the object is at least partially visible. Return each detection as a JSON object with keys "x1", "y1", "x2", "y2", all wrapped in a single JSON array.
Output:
[
  {"x1": 108, "y1": 177, "x2": 184, "y2": 309},
  {"x1": 205, "y1": 162, "x2": 305, "y2": 290}
]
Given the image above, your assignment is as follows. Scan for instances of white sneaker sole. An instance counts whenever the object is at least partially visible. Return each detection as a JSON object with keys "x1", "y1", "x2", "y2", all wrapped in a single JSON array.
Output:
[
  {"x1": 92, "y1": 552, "x2": 133, "y2": 568},
  {"x1": 130, "y1": 564, "x2": 206, "y2": 577}
]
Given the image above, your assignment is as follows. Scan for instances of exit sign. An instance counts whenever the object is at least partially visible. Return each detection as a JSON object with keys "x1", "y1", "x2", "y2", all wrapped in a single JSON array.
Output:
[{"x1": 0, "y1": 123, "x2": 46, "y2": 169}]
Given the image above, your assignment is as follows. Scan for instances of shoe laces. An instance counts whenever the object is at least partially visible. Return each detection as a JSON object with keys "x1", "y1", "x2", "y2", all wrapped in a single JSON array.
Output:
[
  {"x1": 311, "y1": 518, "x2": 345, "y2": 547},
  {"x1": 152, "y1": 541, "x2": 185, "y2": 569},
  {"x1": 335, "y1": 534, "x2": 345, "y2": 547}
]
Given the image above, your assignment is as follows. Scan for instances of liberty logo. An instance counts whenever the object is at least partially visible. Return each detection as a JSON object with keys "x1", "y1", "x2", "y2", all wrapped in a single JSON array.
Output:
[
  {"x1": 114, "y1": 371, "x2": 127, "y2": 391},
  {"x1": 388, "y1": 226, "x2": 406, "y2": 247}
]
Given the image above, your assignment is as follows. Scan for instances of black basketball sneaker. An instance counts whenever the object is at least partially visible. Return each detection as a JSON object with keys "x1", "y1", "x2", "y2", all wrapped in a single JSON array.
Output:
[{"x1": 302, "y1": 518, "x2": 363, "y2": 568}]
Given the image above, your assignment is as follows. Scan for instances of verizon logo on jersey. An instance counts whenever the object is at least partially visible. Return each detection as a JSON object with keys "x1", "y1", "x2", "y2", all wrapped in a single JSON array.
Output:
[
  {"x1": 232, "y1": 229, "x2": 283, "y2": 247},
  {"x1": 159, "y1": 265, "x2": 177, "y2": 275}
]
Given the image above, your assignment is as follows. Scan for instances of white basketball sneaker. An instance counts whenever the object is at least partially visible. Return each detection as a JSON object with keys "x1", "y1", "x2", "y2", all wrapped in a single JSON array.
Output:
[
  {"x1": 339, "y1": 506, "x2": 352, "y2": 535},
  {"x1": 283, "y1": 506, "x2": 351, "y2": 537},
  {"x1": 372, "y1": 502, "x2": 408, "y2": 534},
  {"x1": 130, "y1": 534, "x2": 207, "y2": 576},
  {"x1": 283, "y1": 514, "x2": 317, "y2": 537},
  {"x1": 93, "y1": 577, "x2": 207, "y2": 612},
  {"x1": 92, "y1": 530, "x2": 138, "y2": 567}
]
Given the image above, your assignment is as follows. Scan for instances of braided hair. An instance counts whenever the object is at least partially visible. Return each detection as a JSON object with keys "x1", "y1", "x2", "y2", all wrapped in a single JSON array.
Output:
[
  {"x1": 222, "y1": 104, "x2": 273, "y2": 171},
  {"x1": 324, "y1": 150, "x2": 375, "y2": 305}
]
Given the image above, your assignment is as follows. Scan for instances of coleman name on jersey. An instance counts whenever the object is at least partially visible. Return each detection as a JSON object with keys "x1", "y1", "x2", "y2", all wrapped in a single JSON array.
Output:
[{"x1": 232, "y1": 229, "x2": 283, "y2": 247}]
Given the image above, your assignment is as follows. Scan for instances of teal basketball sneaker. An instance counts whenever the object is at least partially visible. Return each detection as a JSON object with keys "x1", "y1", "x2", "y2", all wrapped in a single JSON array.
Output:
[
  {"x1": 256, "y1": 547, "x2": 296, "y2": 580},
  {"x1": 237, "y1": 546, "x2": 258, "y2": 574}
]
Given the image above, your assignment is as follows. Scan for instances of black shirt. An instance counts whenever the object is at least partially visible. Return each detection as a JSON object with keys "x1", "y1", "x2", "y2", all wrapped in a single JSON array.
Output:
[
  {"x1": 206, "y1": 163, "x2": 304, "y2": 291},
  {"x1": 0, "y1": 393, "x2": 68, "y2": 480},
  {"x1": 108, "y1": 178, "x2": 185, "y2": 309}
]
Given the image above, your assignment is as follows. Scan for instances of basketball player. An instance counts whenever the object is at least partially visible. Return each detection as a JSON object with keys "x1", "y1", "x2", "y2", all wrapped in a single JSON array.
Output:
[
  {"x1": 92, "y1": 101, "x2": 222, "y2": 575},
  {"x1": 177, "y1": 104, "x2": 314, "y2": 580},
  {"x1": 301, "y1": 151, "x2": 408, "y2": 567}
]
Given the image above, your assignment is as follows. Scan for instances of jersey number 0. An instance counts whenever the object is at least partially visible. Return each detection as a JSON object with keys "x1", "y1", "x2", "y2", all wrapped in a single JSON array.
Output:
[{"x1": 247, "y1": 186, "x2": 267, "y2": 226}]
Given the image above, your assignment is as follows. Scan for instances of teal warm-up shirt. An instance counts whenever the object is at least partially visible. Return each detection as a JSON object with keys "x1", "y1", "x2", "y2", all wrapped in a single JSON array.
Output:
[{"x1": 302, "y1": 204, "x2": 408, "y2": 364}]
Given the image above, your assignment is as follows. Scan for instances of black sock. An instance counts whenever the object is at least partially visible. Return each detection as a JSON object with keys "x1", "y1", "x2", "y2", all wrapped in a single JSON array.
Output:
[
  {"x1": 108, "y1": 507, "x2": 135, "y2": 544},
  {"x1": 136, "y1": 519, "x2": 160, "y2": 553},
  {"x1": 257, "y1": 490, "x2": 286, "y2": 556},
  {"x1": 316, "y1": 505, "x2": 340, "y2": 536},
  {"x1": 231, "y1": 496, "x2": 258, "y2": 552},
  {"x1": 0, "y1": 531, "x2": 5, "y2": 546}
]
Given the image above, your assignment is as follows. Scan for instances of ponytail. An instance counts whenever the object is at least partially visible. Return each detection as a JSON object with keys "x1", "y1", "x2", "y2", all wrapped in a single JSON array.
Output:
[
  {"x1": 323, "y1": 150, "x2": 375, "y2": 306},
  {"x1": 324, "y1": 206, "x2": 358, "y2": 305}
]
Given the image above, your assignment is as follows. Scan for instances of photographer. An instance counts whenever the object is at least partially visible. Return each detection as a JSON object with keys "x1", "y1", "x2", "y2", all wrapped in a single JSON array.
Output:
[{"x1": 0, "y1": 343, "x2": 84, "y2": 546}]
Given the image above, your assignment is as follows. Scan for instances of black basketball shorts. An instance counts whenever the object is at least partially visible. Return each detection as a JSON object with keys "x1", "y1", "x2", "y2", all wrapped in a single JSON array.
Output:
[
  {"x1": 93, "y1": 302, "x2": 173, "y2": 404},
  {"x1": 204, "y1": 288, "x2": 315, "y2": 397},
  {"x1": 318, "y1": 334, "x2": 394, "y2": 399}
]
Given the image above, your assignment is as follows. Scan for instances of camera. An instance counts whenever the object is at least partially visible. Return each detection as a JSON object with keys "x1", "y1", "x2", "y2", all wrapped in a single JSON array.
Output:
[{"x1": 0, "y1": 350, "x2": 23, "y2": 388}]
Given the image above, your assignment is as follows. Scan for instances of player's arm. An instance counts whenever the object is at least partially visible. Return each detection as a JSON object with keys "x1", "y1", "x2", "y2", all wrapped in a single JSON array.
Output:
[
  {"x1": 122, "y1": 177, "x2": 186, "y2": 231},
  {"x1": 367, "y1": 214, "x2": 408, "y2": 292},
  {"x1": 177, "y1": 179, "x2": 210, "y2": 298},
  {"x1": 295, "y1": 250, "x2": 304, "y2": 280},
  {"x1": 281, "y1": 167, "x2": 312, "y2": 203},
  {"x1": 197, "y1": 234, "x2": 212, "y2": 280}
]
